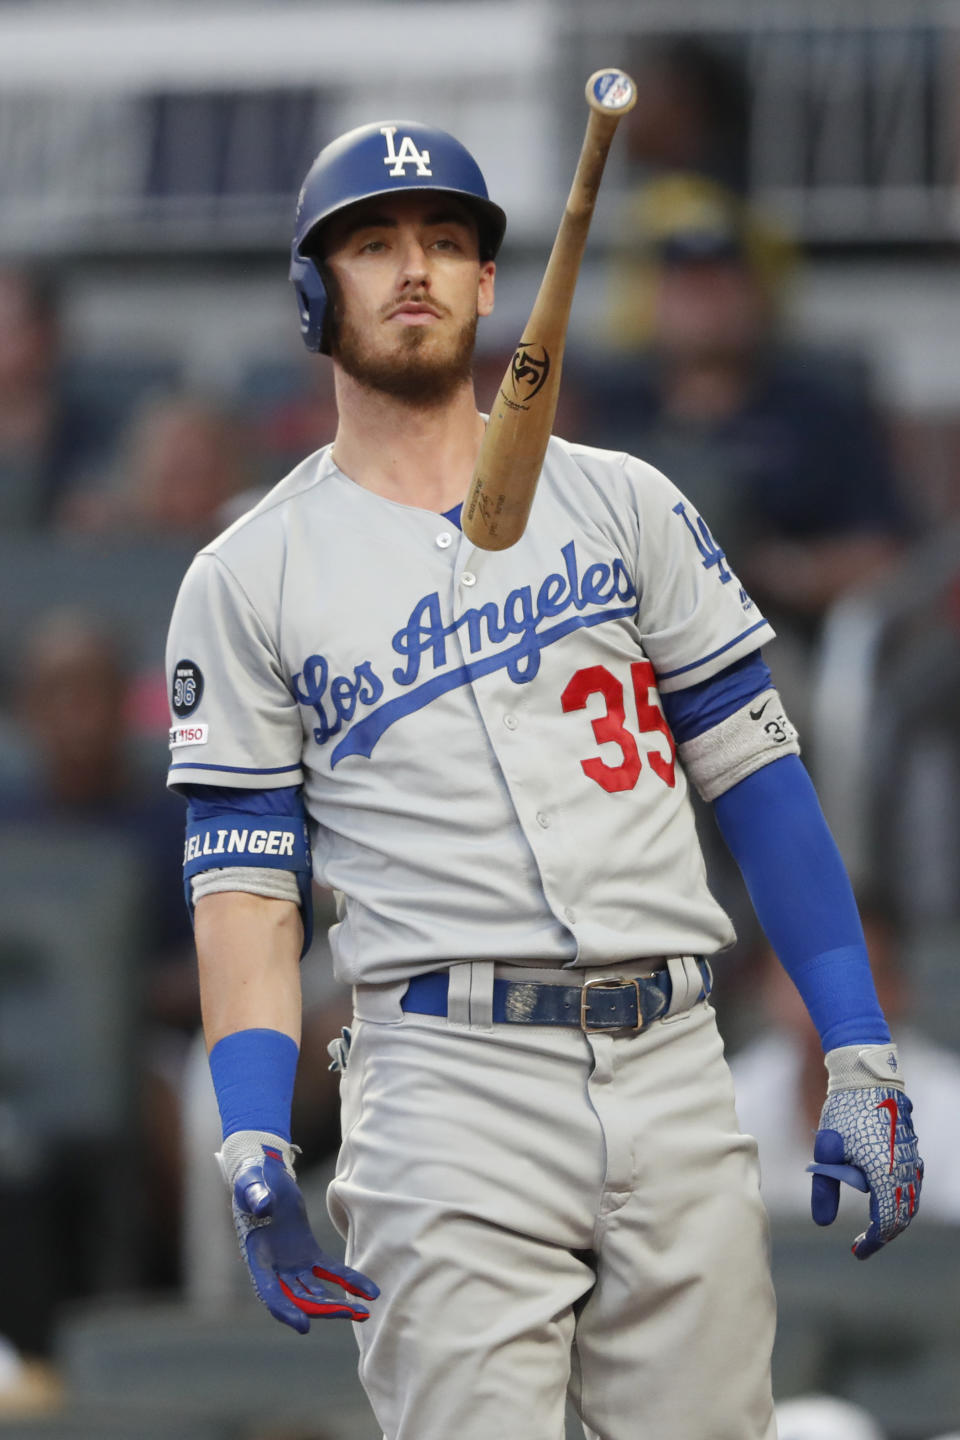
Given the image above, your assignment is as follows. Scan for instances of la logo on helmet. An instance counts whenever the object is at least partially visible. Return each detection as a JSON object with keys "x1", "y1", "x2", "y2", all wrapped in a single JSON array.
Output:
[{"x1": 381, "y1": 126, "x2": 432, "y2": 177}]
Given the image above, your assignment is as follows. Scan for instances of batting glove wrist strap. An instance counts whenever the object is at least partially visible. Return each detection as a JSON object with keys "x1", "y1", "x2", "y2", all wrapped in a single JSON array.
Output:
[
  {"x1": 824, "y1": 1042, "x2": 905, "y2": 1092},
  {"x1": 215, "y1": 1130, "x2": 299, "y2": 1190},
  {"x1": 215, "y1": 1132, "x2": 379, "y2": 1333}
]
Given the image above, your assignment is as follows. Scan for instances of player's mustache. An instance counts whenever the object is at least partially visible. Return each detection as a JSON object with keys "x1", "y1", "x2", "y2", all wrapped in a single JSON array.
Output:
[{"x1": 381, "y1": 292, "x2": 449, "y2": 320}]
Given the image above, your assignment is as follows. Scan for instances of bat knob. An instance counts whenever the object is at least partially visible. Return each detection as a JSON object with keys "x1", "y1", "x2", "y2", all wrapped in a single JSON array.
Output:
[{"x1": 585, "y1": 69, "x2": 637, "y2": 116}]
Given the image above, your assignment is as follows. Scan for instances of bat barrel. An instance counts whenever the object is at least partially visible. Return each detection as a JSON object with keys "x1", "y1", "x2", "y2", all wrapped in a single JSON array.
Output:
[{"x1": 462, "y1": 68, "x2": 636, "y2": 553}]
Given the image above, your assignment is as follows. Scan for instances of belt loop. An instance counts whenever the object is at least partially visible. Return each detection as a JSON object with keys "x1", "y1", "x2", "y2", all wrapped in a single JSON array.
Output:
[
  {"x1": 446, "y1": 963, "x2": 473, "y2": 1025},
  {"x1": 468, "y1": 961, "x2": 495, "y2": 1030},
  {"x1": 664, "y1": 956, "x2": 704, "y2": 1019}
]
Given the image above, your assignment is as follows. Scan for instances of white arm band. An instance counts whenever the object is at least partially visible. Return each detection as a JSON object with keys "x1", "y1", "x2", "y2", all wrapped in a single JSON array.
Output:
[
  {"x1": 191, "y1": 866, "x2": 301, "y2": 906},
  {"x1": 676, "y1": 688, "x2": 800, "y2": 802}
]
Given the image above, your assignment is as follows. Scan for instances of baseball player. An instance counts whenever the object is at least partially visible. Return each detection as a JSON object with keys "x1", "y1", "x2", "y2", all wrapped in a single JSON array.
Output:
[{"x1": 165, "y1": 120, "x2": 922, "y2": 1440}]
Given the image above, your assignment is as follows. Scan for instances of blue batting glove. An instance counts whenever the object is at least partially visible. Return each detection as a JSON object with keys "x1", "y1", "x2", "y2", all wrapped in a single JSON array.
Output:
[
  {"x1": 806, "y1": 1044, "x2": 923, "y2": 1260},
  {"x1": 217, "y1": 1131, "x2": 379, "y2": 1333}
]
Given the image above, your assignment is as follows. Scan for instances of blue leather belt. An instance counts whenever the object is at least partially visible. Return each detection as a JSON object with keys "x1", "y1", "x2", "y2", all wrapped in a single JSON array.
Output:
[{"x1": 400, "y1": 960, "x2": 711, "y2": 1032}]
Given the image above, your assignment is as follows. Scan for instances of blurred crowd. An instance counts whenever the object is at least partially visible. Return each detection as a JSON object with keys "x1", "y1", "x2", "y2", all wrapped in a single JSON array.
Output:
[{"x1": 0, "y1": 30, "x2": 958, "y2": 1440}]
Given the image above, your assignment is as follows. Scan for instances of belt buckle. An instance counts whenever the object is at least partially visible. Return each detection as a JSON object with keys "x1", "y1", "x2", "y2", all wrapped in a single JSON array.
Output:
[{"x1": 580, "y1": 976, "x2": 643, "y2": 1032}]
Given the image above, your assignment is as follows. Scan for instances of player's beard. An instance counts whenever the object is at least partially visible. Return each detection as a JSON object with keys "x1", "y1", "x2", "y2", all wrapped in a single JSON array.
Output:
[{"x1": 327, "y1": 288, "x2": 478, "y2": 407}]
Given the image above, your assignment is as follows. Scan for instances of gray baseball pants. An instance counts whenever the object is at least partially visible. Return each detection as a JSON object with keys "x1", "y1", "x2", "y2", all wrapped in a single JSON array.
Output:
[{"x1": 327, "y1": 960, "x2": 777, "y2": 1440}]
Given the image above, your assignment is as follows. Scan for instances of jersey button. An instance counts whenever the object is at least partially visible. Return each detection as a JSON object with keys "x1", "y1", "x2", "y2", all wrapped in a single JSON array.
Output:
[
  {"x1": 536, "y1": 811, "x2": 550, "y2": 828},
  {"x1": 503, "y1": 713, "x2": 518, "y2": 730},
  {"x1": 564, "y1": 906, "x2": 577, "y2": 923},
  {"x1": 436, "y1": 532, "x2": 453, "y2": 549},
  {"x1": 460, "y1": 571, "x2": 477, "y2": 587}
]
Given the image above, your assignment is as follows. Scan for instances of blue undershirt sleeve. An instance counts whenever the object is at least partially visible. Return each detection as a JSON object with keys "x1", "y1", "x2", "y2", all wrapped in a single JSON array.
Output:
[
  {"x1": 712, "y1": 756, "x2": 890, "y2": 1051},
  {"x1": 660, "y1": 649, "x2": 772, "y2": 742},
  {"x1": 183, "y1": 783, "x2": 305, "y2": 822},
  {"x1": 655, "y1": 649, "x2": 889, "y2": 1050}
]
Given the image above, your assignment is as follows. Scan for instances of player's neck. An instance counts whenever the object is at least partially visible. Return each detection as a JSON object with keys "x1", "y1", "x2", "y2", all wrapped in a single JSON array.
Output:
[{"x1": 331, "y1": 376, "x2": 484, "y2": 514}]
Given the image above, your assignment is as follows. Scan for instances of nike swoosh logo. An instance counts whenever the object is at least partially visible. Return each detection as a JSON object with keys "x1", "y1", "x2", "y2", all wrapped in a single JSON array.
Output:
[
  {"x1": 749, "y1": 699, "x2": 771, "y2": 721},
  {"x1": 877, "y1": 1096, "x2": 899, "y2": 1174}
]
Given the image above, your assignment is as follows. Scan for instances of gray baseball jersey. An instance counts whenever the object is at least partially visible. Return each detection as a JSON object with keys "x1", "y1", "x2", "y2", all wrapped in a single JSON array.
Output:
[{"x1": 165, "y1": 434, "x2": 774, "y2": 985}]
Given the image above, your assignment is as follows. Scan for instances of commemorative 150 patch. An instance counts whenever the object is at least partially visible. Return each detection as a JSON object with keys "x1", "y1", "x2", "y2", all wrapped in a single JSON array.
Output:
[
  {"x1": 169, "y1": 723, "x2": 209, "y2": 749},
  {"x1": 172, "y1": 659, "x2": 204, "y2": 718}
]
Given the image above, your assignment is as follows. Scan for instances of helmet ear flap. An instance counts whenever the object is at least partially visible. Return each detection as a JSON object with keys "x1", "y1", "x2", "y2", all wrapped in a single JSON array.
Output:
[{"x1": 288, "y1": 251, "x2": 329, "y2": 355}]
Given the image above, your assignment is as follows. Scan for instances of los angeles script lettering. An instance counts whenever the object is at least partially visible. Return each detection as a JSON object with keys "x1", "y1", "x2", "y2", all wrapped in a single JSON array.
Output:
[{"x1": 292, "y1": 541, "x2": 637, "y2": 763}]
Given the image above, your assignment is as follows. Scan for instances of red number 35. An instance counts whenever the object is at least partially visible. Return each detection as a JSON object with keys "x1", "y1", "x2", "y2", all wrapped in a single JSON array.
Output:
[{"x1": 561, "y1": 660, "x2": 676, "y2": 794}]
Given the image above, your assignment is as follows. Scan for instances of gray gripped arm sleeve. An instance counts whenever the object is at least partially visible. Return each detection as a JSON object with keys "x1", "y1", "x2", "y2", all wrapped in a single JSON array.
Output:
[{"x1": 191, "y1": 867, "x2": 301, "y2": 906}]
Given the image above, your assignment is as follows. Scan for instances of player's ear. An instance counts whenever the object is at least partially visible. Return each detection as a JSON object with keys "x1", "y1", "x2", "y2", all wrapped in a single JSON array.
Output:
[{"x1": 478, "y1": 261, "x2": 495, "y2": 318}]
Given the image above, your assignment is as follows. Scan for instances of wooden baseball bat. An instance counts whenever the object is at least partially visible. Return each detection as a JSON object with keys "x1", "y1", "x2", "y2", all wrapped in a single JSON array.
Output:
[{"x1": 463, "y1": 68, "x2": 637, "y2": 551}]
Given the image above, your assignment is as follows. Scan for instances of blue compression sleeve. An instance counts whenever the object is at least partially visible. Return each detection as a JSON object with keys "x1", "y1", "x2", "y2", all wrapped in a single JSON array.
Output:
[
  {"x1": 208, "y1": 1028, "x2": 299, "y2": 1141},
  {"x1": 713, "y1": 756, "x2": 890, "y2": 1051},
  {"x1": 660, "y1": 650, "x2": 772, "y2": 743}
]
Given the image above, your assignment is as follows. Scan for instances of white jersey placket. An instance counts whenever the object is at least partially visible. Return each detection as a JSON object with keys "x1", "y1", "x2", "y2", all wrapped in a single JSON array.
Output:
[{"x1": 451, "y1": 536, "x2": 584, "y2": 951}]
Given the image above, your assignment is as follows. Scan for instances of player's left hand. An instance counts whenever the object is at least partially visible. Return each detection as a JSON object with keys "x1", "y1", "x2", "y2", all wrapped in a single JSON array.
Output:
[
  {"x1": 218, "y1": 1132, "x2": 379, "y2": 1332},
  {"x1": 806, "y1": 1043, "x2": 923, "y2": 1260}
]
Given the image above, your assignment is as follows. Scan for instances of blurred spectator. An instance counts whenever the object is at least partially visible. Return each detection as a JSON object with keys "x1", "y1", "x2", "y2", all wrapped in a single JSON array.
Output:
[
  {"x1": 602, "y1": 171, "x2": 795, "y2": 352},
  {"x1": 623, "y1": 35, "x2": 751, "y2": 193},
  {"x1": 1, "y1": 602, "x2": 196, "y2": 1009},
  {"x1": 239, "y1": 353, "x2": 339, "y2": 482},
  {"x1": 1, "y1": 607, "x2": 198, "y2": 1286},
  {"x1": 0, "y1": 266, "x2": 120, "y2": 530},
  {"x1": 59, "y1": 393, "x2": 265, "y2": 543},
  {"x1": 3, "y1": 608, "x2": 185, "y2": 939},
  {"x1": 775, "y1": 1393, "x2": 886, "y2": 1440},
  {"x1": 576, "y1": 174, "x2": 907, "y2": 693},
  {"x1": 729, "y1": 895, "x2": 960, "y2": 1223},
  {"x1": 890, "y1": 412, "x2": 960, "y2": 526}
]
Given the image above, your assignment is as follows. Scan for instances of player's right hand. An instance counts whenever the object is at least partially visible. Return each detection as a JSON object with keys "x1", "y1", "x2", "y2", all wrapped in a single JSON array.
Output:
[
  {"x1": 218, "y1": 1132, "x2": 379, "y2": 1333},
  {"x1": 805, "y1": 1043, "x2": 923, "y2": 1260}
]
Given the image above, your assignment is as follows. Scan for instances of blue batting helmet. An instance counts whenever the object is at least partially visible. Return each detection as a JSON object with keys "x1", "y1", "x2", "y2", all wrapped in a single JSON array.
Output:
[{"x1": 289, "y1": 119, "x2": 507, "y2": 354}]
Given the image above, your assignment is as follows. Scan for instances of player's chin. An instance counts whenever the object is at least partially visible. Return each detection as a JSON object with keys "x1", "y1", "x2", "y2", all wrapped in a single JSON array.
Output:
[
  {"x1": 336, "y1": 314, "x2": 475, "y2": 402},
  {"x1": 388, "y1": 324, "x2": 432, "y2": 354},
  {"x1": 387, "y1": 319, "x2": 451, "y2": 354},
  {"x1": 386, "y1": 326, "x2": 472, "y2": 382}
]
